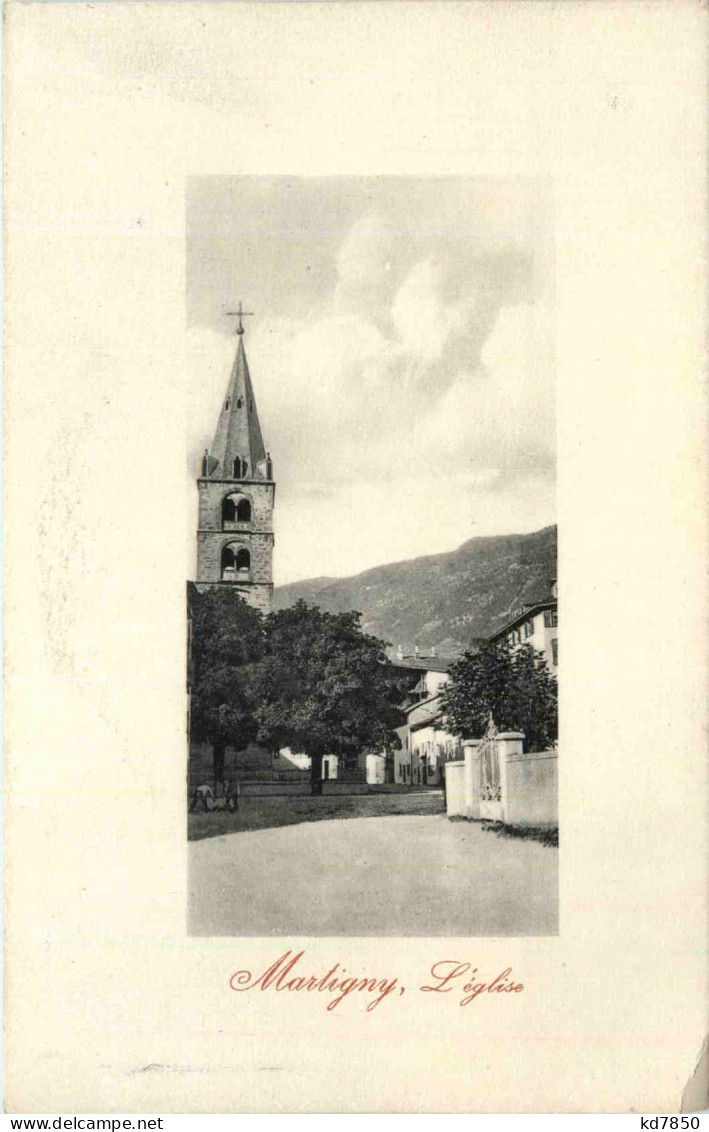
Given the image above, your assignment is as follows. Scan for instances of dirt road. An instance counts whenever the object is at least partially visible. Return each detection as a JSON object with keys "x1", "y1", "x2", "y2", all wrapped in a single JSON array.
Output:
[{"x1": 189, "y1": 813, "x2": 558, "y2": 936}]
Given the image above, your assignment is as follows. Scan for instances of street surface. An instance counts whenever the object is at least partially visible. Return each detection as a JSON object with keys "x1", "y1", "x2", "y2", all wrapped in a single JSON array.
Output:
[{"x1": 189, "y1": 813, "x2": 557, "y2": 936}]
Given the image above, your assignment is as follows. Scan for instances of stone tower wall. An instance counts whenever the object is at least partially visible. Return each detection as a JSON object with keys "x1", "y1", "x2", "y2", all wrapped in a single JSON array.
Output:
[
  {"x1": 196, "y1": 477, "x2": 275, "y2": 613},
  {"x1": 197, "y1": 479, "x2": 274, "y2": 530}
]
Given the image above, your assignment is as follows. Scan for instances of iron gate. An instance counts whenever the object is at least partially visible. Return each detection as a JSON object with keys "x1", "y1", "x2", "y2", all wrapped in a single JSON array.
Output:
[{"x1": 479, "y1": 714, "x2": 503, "y2": 821}]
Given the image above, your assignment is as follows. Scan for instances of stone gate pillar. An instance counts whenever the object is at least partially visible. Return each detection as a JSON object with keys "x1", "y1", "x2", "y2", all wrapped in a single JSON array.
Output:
[
  {"x1": 462, "y1": 739, "x2": 482, "y2": 818},
  {"x1": 495, "y1": 732, "x2": 524, "y2": 823}
]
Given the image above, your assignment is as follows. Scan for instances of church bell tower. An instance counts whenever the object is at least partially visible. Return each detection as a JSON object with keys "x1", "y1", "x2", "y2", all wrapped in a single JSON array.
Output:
[{"x1": 195, "y1": 306, "x2": 275, "y2": 613}]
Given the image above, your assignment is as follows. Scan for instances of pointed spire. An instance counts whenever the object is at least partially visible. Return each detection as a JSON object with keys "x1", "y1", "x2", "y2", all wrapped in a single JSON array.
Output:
[{"x1": 206, "y1": 328, "x2": 270, "y2": 481}]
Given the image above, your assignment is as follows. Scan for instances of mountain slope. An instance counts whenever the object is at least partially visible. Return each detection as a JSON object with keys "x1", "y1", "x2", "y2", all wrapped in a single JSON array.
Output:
[{"x1": 273, "y1": 525, "x2": 557, "y2": 653}]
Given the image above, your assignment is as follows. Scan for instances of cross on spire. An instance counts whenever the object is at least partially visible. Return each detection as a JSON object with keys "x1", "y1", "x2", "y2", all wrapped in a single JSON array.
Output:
[{"x1": 226, "y1": 301, "x2": 254, "y2": 336}]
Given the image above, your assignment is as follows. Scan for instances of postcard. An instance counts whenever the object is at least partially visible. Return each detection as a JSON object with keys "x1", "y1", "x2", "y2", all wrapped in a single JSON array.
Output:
[{"x1": 4, "y1": 1, "x2": 707, "y2": 1114}]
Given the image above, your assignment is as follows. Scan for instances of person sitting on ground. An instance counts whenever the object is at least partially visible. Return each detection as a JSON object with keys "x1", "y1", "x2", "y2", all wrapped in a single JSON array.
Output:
[
  {"x1": 212, "y1": 781, "x2": 228, "y2": 811},
  {"x1": 189, "y1": 782, "x2": 214, "y2": 813}
]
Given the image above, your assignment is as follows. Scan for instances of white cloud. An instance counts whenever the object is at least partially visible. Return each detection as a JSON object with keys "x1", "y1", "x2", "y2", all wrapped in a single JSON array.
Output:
[
  {"x1": 391, "y1": 259, "x2": 451, "y2": 360},
  {"x1": 187, "y1": 205, "x2": 555, "y2": 583}
]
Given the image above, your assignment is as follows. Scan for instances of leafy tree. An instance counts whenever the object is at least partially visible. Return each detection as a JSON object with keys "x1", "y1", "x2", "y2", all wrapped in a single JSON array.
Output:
[
  {"x1": 254, "y1": 601, "x2": 405, "y2": 793},
  {"x1": 189, "y1": 588, "x2": 265, "y2": 785},
  {"x1": 440, "y1": 641, "x2": 558, "y2": 752}
]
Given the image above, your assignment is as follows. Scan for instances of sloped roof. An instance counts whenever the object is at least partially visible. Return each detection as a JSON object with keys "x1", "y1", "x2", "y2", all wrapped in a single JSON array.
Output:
[
  {"x1": 488, "y1": 600, "x2": 557, "y2": 642},
  {"x1": 207, "y1": 335, "x2": 268, "y2": 480},
  {"x1": 407, "y1": 693, "x2": 445, "y2": 729},
  {"x1": 388, "y1": 652, "x2": 461, "y2": 674}
]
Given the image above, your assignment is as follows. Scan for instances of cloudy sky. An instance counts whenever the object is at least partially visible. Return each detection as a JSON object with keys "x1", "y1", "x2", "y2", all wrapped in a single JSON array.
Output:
[{"x1": 186, "y1": 176, "x2": 555, "y2": 585}]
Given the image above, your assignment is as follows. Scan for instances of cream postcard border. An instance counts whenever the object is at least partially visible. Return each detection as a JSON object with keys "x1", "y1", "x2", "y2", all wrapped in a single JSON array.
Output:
[{"x1": 4, "y1": 2, "x2": 708, "y2": 1113}]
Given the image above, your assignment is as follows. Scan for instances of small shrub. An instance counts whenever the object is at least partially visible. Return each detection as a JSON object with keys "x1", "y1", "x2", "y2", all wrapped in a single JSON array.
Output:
[{"x1": 482, "y1": 820, "x2": 558, "y2": 848}]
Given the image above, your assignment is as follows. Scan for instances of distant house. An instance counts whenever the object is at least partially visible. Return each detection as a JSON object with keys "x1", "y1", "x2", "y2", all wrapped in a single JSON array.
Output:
[
  {"x1": 405, "y1": 694, "x2": 462, "y2": 786},
  {"x1": 277, "y1": 748, "x2": 367, "y2": 784},
  {"x1": 487, "y1": 580, "x2": 558, "y2": 671},
  {"x1": 386, "y1": 581, "x2": 558, "y2": 787},
  {"x1": 387, "y1": 651, "x2": 464, "y2": 786},
  {"x1": 275, "y1": 748, "x2": 310, "y2": 772},
  {"x1": 365, "y1": 752, "x2": 386, "y2": 784}
]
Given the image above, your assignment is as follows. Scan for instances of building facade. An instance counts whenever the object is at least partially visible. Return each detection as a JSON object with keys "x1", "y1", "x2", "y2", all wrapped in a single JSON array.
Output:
[
  {"x1": 365, "y1": 752, "x2": 387, "y2": 784},
  {"x1": 387, "y1": 653, "x2": 462, "y2": 786},
  {"x1": 388, "y1": 585, "x2": 558, "y2": 787},
  {"x1": 404, "y1": 691, "x2": 462, "y2": 786},
  {"x1": 487, "y1": 580, "x2": 558, "y2": 671},
  {"x1": 195, "y1": 321, "x2": 275, "y2": 614}
]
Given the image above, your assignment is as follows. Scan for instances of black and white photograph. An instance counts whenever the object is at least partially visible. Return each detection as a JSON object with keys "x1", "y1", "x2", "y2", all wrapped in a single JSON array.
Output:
[
  {"x1": 5, "y1": 2, "x2": 706, "y2": 1115},
  {"x1": 186, "y1": 176, "x2": 558, "y2": 936}
]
